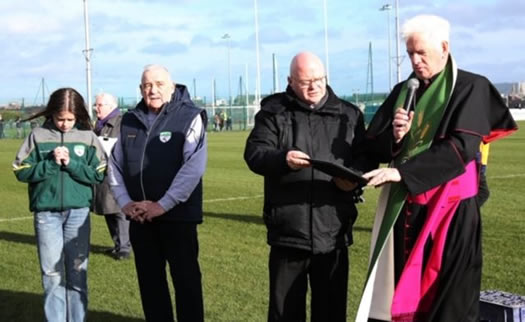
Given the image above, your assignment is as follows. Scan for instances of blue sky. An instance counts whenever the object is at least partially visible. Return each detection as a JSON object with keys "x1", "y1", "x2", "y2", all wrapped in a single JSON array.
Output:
[{"x1": 1, "y1": 0, "x2": 524, "y2": 105}]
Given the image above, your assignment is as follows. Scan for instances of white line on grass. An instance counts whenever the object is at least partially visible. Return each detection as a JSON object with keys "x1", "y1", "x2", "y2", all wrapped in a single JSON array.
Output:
[
  {"x1": 0, "y1": 216, "x2": 33, "y2": 223},
  {"x1": 488, "y1": 174, "x2": 525, "y2": 179},
  {"x1": 0, "y1": 195, "x2": 265, "y2": 222},
  {"x1": 204, "y1": 195, "x2": 263, "y2": 203}
]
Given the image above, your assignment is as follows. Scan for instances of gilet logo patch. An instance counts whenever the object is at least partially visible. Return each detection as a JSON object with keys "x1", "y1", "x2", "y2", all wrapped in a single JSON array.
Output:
[{"x1": 159, "y1": 131, "x2": 172, "y2": 143}]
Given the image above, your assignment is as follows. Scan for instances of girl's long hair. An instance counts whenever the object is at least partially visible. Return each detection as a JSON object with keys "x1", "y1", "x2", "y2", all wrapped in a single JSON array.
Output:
[{"x1": 25, "y1": 88, "x2": 92, "y2": 130}]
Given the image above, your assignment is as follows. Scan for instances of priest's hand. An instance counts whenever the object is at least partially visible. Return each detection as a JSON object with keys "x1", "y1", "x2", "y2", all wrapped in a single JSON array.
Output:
[
  {"x1": 393, "y1": 108, "x2": 414, "y2": 143},
  {"x1": 363, "y1": 168, "x2": 401, "y2": 188}
]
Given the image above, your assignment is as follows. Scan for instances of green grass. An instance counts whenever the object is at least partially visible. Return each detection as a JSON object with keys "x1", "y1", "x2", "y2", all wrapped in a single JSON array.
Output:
[{"x1": 0, "y1": 123, "x2": 524, "y2": 321}]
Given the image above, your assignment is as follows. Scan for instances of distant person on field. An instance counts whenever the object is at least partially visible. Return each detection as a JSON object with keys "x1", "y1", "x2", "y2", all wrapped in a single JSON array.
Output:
[
  {"x1": 477, "y1": 142, "x2": 491, "y2": 207},
  {"x1": 92, "y1": 93, "x2": 131, "y2": 260},
  {"x1": 356, "y1": 15, "x2": 517, "y2": 321},
  {"x1": 109, "y1": 64, "x2": 207, "y2": 322},
  {"x1": 226, "y1": 114, "x2": 232, "y2": 131},
  {"x1": 13, "y1": 88, "x2": 106, "y2": 322},
  {"x1": 0, "y1": 114, "x2": 4, "y2": 138},
  {"x1": 15, "y1": 116, "x2": 23, "y2": 138},
  {"x1": 244, "y1": 51, "x2": 368, "y2": 321},
  {"x1": 214, "y1": 112, "x2": 221, "y2": 131},
  {"x1": 219, "y1": 110, "x2": 226, "y2": 131}
]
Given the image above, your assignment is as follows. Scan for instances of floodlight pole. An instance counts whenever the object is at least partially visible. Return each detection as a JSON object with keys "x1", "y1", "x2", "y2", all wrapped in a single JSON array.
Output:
[
  {"x1": 323, "y1": 0, "x2": 330, "y2": 84},
  {"x1": 82, "y1": 0, "x2": 93, "y2": 119},
  {"x1": 254, "y1": 0, "x2": 261, "y2": 108},
  {"x1": 394, "y1": 0, "x2": 401, "y2": 83},
  {"x1": 222, "y1": 33, "x2": 232, "y2": 109},
  {"x1": 380, "y1": 4, "x2": 393, "y2": 90}
]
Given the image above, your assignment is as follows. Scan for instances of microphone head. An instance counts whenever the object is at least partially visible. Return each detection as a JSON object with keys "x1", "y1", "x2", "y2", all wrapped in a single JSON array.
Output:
[{"x1": 407, "y1": 78, "x2": 420, "y2": 90}]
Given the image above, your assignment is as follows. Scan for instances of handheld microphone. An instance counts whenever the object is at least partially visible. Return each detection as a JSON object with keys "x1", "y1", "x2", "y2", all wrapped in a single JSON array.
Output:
[{"x1": 403, "y1": 78, "x2": 420, "y2": 112}]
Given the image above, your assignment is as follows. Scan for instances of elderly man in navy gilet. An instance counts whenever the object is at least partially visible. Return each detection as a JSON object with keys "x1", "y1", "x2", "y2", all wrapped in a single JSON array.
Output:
[{"x1": 109, "y1": 64, "x2": 207, "y2": 322}]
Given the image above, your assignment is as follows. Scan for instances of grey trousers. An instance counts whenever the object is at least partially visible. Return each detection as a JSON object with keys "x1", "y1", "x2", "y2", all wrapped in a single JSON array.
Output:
[{"x1": 104, "y1": 213, "x2": 131, "y2": 253}]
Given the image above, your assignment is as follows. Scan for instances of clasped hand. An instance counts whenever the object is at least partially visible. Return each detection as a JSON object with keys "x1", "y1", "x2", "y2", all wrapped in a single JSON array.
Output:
[
  {"x1": 122, "y1": 201, "x2": 166, "y2": 223},
  {"x1": 53, "y1": 146, "x2": 70, "y2": 166}
]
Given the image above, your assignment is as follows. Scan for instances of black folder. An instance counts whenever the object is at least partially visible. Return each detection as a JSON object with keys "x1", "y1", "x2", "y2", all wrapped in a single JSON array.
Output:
[{"x1": 305, "y1": 158, "x2": 368, "y2": 185}]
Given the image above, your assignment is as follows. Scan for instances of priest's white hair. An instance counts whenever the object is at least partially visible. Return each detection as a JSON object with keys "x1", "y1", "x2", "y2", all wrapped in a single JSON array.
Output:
[{"x1": 401, "y1": 15, "x2": 450, "y2": 51}]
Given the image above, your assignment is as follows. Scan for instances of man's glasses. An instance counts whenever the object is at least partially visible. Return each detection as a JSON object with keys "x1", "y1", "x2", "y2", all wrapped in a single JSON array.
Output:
[{"x1": 293, "y1": 76, "x2": 326, "y2": 88}]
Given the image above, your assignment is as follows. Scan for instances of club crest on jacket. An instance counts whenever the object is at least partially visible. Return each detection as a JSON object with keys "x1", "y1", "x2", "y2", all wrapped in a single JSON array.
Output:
[
  {"x1": 159, "y1": 131, "x2": 172, "y2": 143},
  {"x1": 74, "y1": 145, "x2": 86, "y2": 157}
]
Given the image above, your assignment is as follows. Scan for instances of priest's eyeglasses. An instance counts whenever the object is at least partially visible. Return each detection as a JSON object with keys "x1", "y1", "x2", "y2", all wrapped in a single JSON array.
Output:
[{"x1": 293, "y1": 76, "x2": 327, "y2": 88}]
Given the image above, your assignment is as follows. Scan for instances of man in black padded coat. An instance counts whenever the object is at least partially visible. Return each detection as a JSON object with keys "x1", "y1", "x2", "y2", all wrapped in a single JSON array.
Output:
[{"x1": 244, "y1": 51, "x2": 368, "y2": 322}]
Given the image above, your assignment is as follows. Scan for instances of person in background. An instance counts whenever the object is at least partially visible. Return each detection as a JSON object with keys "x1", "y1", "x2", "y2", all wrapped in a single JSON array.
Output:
[
  {"x1": 477, "y1": 142, "x2": 491, "y2": 207},
  {"x1": 244, "y1": 51, "x2": 368, "y2": 322},
  {"x1": 214, "y1": 112, "x2": 220, "y2": 131},
  {"x1": 225, "y1": 113, "x2": 233, "y2": 131},
  {"x1": 0, "y1": 114, "x2": 4, "y2": 138},
  {"x1": 92, "y1": 92, "x2": 131, "y2": 260},
  {"x1": 15, "y1": 116, "x2": 23, "y2": 138},
  {"x1": 356, "y1": 15, "x2": 517, "y2": 322},
  {"x1": 13, "y1": 88, "x2": 106, "y2": 322},
  {"x1": 109, "y1": 64, "x2": 207, "y2": 322},
  {"x1": 219, "y1": 110, "x2": 225, "y2": 131}
]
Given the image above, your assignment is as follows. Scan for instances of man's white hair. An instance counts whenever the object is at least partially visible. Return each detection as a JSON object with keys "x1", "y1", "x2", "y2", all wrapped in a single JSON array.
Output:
[
  {"x1": 95, "y1": 92, "x2": 118, "y2": 109},
  {"x1": 142, "y1": 64, "x2": 173, "y2": 83},
  {"x1": 143, "y1": 64, "x2": 170, "y2": 74},
  {"x1": 401, "y1": 15, "x2": 450, "y2": 51}
]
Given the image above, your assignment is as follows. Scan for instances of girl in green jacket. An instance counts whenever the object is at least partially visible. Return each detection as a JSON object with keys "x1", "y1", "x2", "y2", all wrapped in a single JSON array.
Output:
[{"x1": 13, "y1": 88, "x2": 106, "y2": 322}]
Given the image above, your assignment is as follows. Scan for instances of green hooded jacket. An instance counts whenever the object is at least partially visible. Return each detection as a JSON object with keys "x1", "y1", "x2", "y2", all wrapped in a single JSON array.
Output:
[{"x1": 13, "y1": 120, "x2": 106, "y2": 212}]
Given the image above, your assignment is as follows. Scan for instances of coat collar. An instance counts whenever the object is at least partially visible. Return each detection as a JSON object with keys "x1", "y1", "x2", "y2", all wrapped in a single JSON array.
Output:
[{"x1": 262, "y1": 85, "x2": 344, "y2": 115}]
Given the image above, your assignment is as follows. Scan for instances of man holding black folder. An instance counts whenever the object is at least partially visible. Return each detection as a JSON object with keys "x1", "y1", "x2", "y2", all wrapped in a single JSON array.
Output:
[{"x1": 244, "y1": 51, "x2": 368, "y2": 322}]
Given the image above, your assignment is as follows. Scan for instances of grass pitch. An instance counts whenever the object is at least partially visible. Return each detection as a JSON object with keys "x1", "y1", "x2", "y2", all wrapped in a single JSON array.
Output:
[{"x1": 0, "y1": 122, "x2": 523, "y2": 321}]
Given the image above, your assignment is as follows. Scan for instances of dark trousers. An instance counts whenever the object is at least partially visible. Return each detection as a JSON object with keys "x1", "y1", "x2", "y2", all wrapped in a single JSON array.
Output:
[
  {"x1": 130, "y1": 221, "x2": 204, "y2": 322},
  {"x1": 104, "y1": 213, "x2": 131, "y2": 253},
  {"x1": 268, "y1": 246, "x2": 349, "y2": 322},
  {"x1": 477, "y1": 172, "x2": 490, "y2": 207}
]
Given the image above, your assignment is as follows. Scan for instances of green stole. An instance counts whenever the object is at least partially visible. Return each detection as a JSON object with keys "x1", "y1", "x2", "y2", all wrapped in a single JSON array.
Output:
[{"x1": 365, "y1": 58, "x2": 454, "y2": 285}]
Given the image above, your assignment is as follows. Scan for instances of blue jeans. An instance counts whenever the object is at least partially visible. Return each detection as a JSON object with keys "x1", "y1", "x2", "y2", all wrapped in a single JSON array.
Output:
[{"x1": 34, "y1": 207, "x2": 90, "y2": 322}]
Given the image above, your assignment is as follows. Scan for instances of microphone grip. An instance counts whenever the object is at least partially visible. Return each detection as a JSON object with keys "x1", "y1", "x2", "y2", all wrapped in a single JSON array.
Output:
[{"x1": 403, "y1": 88, "x2": 417, "y2": 112}]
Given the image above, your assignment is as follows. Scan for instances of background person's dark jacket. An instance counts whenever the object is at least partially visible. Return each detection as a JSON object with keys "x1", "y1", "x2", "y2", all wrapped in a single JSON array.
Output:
[
  {"x1": 93, "y1": 114, "x2": 122, "y2": 215},
  {"x1": 244, "y1": 85, "x2": 367, "y2": 254}
]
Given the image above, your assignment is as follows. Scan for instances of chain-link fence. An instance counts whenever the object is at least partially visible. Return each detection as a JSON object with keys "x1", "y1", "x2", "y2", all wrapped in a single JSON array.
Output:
[
  {"x1": 0, "y1": 99, "x2": 384, "y2": 140},
  {"x1": 204, "y1": 105, "x2": 259, "y2": 132},
  {"x1": 0, "y1": 119, "x2": 39, "y2": 139}
]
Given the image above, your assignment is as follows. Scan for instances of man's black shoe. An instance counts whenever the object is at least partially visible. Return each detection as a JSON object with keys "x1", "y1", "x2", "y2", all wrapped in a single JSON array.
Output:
[
  {"x1": 114, "y1": 251, "x2": 130, "y2": 260},
  {"x1": 104, "y1": 247, "x2": 117, "y2": 255}
]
